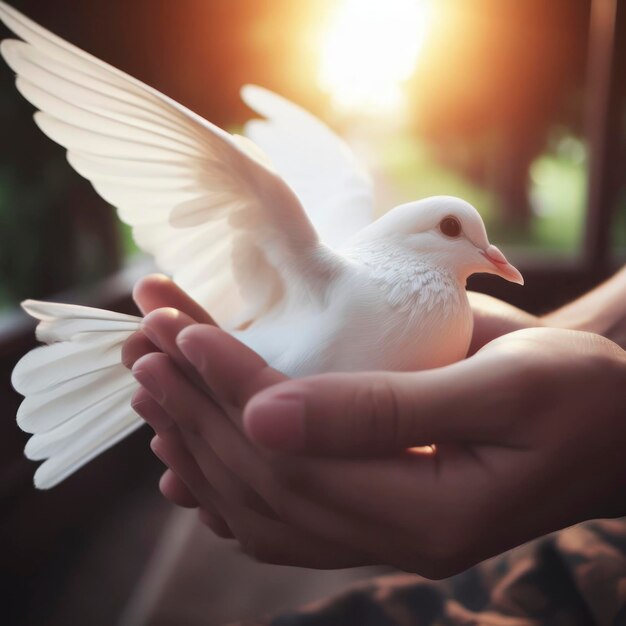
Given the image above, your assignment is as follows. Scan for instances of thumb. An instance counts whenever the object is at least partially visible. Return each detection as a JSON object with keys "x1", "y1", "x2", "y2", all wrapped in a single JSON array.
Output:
[{"x1": 243, "y1": 364, "x2": 500, "y2": 455}]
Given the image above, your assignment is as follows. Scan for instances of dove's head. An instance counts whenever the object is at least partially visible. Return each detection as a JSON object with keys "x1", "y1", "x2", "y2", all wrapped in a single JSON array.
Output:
[{"x1": 351, "y1": 196, "x2": 523, "y2": 285}]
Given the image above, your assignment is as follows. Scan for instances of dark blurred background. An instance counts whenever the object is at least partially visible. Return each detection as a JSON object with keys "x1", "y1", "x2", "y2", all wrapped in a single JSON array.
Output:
[{"x1": 0, "y1": 1, "x2": 624, "y2": 624}]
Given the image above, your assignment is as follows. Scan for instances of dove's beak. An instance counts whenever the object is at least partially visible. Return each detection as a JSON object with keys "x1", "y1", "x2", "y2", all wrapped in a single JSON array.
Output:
[{"x1": 480, "y1": 245, "x2": 524, "y2": 285}]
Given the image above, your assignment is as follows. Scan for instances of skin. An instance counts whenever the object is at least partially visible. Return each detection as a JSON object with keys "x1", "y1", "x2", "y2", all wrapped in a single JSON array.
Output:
[{"x1": 123, "y1": 270, "x2": 626, "y2": 577}]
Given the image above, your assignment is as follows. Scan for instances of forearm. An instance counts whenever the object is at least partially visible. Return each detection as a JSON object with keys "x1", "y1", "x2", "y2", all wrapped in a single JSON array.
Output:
[{"x1": 542, "y1": 265, "x2": 626, "y2": 349}]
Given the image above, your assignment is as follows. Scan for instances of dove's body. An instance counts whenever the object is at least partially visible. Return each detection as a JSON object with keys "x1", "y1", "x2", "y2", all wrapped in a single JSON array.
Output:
[
  {"x1": 237, "y1": 245, "x2": 472, "y2": 377},
  {"x1": 1, "y1": 1, "x2": 521, "y2": 489},
  {"x1": 13, "y1": 245, "x2": 473, "y2": 490}
]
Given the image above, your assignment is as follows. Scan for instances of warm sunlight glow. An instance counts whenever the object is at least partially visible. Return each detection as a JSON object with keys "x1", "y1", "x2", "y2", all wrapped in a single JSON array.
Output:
[
  {"x1": 317, "y1": 0, "x2": 430, "y2": 117},
  {"x1": 407, "y1": 445, "x2": 437, "y2": 456}
]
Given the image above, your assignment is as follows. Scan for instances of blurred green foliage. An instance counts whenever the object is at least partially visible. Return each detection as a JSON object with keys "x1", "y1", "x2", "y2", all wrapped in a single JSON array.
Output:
[
  {"x1": 613, "y1": 110, "x2": 626, "y2": 254},
  {"x1": 0, "y1": 154, "x2": 124, "y2": 314},
  {"x1": 119, "y1": 222, "x2": 139, "y2": 259}
]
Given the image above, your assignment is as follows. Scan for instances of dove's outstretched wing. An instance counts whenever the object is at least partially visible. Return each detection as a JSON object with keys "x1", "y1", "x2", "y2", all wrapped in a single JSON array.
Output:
[
  {"x1": 242, "y1": 85, "x2": 374, "y2": 248},
  {"x1": 0, "y1": 1, "x2": 343, "y2": 488},
  {"x1": 0, "y1": 0, "x2": 331, "y2": 329}
]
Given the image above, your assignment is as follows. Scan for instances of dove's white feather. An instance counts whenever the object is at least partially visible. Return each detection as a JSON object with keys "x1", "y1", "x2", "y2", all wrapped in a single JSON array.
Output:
[
  {"x1": 12, "y1": 331, "x2": 130, "y2": 394},
  {"x1": 20, "y1": 299, "x2": 140, "y2": 333},
  {"x1": 10, "y1": 301, "x2": 142, "y2": 488},
  {"x1": 23, "y1": 385, "x2": 134, "y2": 460},
  {"x1": 0, "y1": 0, "x2": 335, "y2": 330},
  {"x1": 242, "y1": 85, "x2": 374, "y2": 248},
  {"x1": 20, "y1": 299, "x2": 139, "y2": 321},
  {"x1": 16, "y1": 365, "x2": 132, "y2": 435},
  {"x1": 32, "y1": 406, "x2": 142, "y2": 489}
]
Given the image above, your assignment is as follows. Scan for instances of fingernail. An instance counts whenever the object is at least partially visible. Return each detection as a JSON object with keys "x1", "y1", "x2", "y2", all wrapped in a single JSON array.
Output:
[
  {"x1": 131, "y1": 397, "x2": 172, "y2": 433},
  {"x1": 140, "y1": 323, "x2": 161, "y2": 349},
  {"x1": 121, "y1": 343, "x2": 132, "y2": 369},
  {"x1": 244, "y1": 395, "x2": 305, "y2": 452},
  {"x1": 133, "y1": 368, "x2": 165, "y2": 402},
  {"x1": 150, "y1": 436, "x2": 166, "y2": 463},
  {"x1": 177, "y1": 337, "x2": 203, "y2": 369}
]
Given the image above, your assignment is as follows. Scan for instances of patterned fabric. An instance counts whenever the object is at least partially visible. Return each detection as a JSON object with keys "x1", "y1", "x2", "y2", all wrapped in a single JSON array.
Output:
[{"x1": 231, "y1": 519, "x2": 626, "y2": 626}]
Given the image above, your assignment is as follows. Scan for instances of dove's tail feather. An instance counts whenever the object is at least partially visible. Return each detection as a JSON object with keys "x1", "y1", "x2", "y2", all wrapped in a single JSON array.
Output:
[{"x1": 12, "y1": 300, "x2": 143, "y2": 489}]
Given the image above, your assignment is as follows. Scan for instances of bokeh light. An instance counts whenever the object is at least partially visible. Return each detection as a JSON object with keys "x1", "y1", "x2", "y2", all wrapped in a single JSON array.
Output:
[{"x1": 317, "y1": 0, "x2": 430, "y2": 116}]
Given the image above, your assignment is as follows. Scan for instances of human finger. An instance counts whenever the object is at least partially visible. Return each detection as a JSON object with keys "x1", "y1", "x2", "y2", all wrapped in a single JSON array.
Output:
[
  {"x1": 159, "y1": 469, "x2": 199, "y2": 509},
  {"x1": 133, "y1": 274, "x2": 215, "y2": 324},
  {"x1": 133, "y1": 352, "x2": 276, "y2": 517},
  {"x1": 124, "y1": 272, "x2": 215, "y2": 371},
  {"x1": 131, "y1": 385, "x2": 173, "y2": 434},
  {"x1": 175, "y1": 324, "x2": 286, "y2": 418},
  {"x1": 151, "y1": 435, "x2": 233, "y2": 538},
  {"x1": 140, "y1": 308, "x2": 208, "y2": 390},
  {"x1": 243, "y1": 351, "x2": 527, "y2": 456},
  {"x1": 121, "y1": 331, "x2": 156, "y2": 369},
  {"x1": 131, "y1": 388, "x2": 206, "y2": 509}
]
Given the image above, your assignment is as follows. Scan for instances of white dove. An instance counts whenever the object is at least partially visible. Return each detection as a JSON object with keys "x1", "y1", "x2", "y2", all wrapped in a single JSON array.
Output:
[{"x1": 1, "y1": 2, "x2": 523, "y2": 489}]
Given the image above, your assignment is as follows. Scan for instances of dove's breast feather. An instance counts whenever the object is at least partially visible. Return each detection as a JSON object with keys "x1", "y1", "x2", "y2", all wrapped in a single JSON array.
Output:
[
  {"x1": 335, "y1": 240, "x2": 473, "y2": 370},
  {"x1": 236, "y1": 252, "x2": 473, "y2": 377},
  {"x1": 343, "y1": 239, "x2": 463, "y2": 313}
]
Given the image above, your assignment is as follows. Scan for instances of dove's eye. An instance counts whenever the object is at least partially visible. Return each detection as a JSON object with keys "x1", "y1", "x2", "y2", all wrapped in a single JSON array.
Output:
[{"x1": 439, "y1": 216, "x2": 462, "y2": 238}]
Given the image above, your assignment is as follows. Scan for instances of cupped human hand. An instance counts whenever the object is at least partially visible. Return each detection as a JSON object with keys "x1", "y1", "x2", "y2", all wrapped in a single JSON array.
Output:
[
  {"x1": 129, "y1": 303, "x2": 626, "y2": 577},
  {"x1": 124, "y1": 277, "x2": 537, "y2": 515}
]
